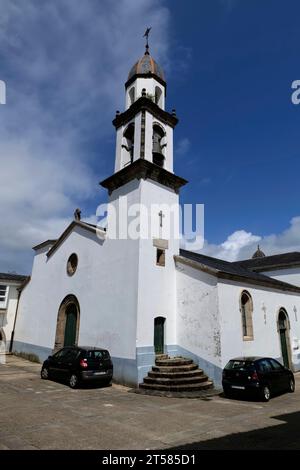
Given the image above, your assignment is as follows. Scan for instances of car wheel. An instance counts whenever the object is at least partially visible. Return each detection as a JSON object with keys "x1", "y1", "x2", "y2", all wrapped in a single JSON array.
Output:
[
  {"x1": 288, "y1": 379, "x2": 295, "y2": 393},
  {"x1": 41, "y1": 367, "x2": 49, "y2": 380},
  {"x1": 262, "y1": 385, "x2": 271, "y2": 402},
  {"x1": 69, "y1": 374, "x2": 78, "y2": 389}
]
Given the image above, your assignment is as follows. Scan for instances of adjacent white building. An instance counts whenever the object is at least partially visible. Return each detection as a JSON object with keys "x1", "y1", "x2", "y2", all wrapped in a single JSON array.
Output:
[
  {"x1": 10, "y1": 45, "x2": 300, "y2": 387},
  {"x1": 0, "y1": 273, "x2": 28, "y2": 355}
]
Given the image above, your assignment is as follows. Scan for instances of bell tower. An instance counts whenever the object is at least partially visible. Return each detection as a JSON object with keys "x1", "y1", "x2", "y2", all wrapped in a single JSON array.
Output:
[
  {"x1": 113, "y1": 39, "x2": 177, "y2": 174},
  {"x1": 100, "y1": 35, "x2": 187, "y2": 384}
]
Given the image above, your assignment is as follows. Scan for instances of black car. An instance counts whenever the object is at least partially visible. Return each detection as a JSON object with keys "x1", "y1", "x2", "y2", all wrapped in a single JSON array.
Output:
[
  {"x1": 222, "y1": 357, "x2": 295, "y2": 401},
  {"x1": 41, "y1": 346, "x2": 113, "y2": 388}
]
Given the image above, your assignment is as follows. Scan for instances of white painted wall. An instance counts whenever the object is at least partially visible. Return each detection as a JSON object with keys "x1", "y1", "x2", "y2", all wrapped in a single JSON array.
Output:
[
  {"x1": 136, "y1": 179, "x2": 180, "y2": 349},
  {"x1": 262, "y1": 267, "x2": 300, "y2": 288},
  {"x1": 15, "y1": 214, "x2": 140, "y2": 362},
  {"x1": 176, "y1": 263, "x2": 221, "y2": 369},
  {"x1": 0, "y1": 283, "x2": 20, "y2": 351},
  {"x1": 218, "y1": 280, "x2": 300, "y2": 370}
]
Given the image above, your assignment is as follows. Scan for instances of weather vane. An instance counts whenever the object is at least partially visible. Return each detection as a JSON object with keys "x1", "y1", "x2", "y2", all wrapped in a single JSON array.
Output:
[{"x1": 143, "y1": 27, "x2": 152, "y2": 52}]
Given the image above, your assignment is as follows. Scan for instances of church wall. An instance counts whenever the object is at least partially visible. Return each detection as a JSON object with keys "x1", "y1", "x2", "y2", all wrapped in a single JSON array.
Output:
[
  {"x1": 218, "y1": 280, "x2": 300, "y2": 373},
  {"x1": 261, "y1": 267, "x2": 300, "y2": 288},
  {"x1": 14, "y1": 211, "x2": 141, "y2": 385},
  {"x1": 136, "y1": 179, "x2": 179, "y2": 382},
  {"x1": 175, "y1": 263, "x2": 222, "y2": 385}
]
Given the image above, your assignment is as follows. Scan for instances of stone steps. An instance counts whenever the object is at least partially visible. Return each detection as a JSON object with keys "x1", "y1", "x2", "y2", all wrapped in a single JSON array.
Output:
[
  {"x1": 155, "y1": 358, "x2": 193, "y2": 367},
  {"x1": 139, "y1": 356, "x2": 214, "y2": 394},
  {"x1": 152, "y1": 364, "x2": 198, "y2": 373},
  {"x1": 148, "y1": 369, "x2": 204, "y2": 379}
]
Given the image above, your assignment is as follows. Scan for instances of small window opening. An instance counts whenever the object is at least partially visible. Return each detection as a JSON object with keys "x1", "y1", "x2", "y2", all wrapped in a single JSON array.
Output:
[{"x1": 156, "y1": 249, "x2": 165, "y2": 266}]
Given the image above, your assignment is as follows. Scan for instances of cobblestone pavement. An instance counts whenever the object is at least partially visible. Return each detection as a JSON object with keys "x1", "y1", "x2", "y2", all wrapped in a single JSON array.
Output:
[{"x1": 1, "y1": 356, "x2": 300, "y2": 450}]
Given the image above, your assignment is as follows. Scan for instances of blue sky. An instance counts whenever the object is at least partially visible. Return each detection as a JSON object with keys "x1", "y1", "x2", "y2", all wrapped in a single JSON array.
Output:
[{"x1": 1, "y1": 0, "x2": 300, "y2": 272}]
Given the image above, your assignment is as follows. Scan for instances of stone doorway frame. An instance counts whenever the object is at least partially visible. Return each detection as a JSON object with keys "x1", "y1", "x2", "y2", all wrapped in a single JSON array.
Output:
[
  {"x1": 54, "y1": 295, "x2": 80, "y2": 352},
  {"x1": 277, "y1": 307, "x2": 292, "y2": 370}
]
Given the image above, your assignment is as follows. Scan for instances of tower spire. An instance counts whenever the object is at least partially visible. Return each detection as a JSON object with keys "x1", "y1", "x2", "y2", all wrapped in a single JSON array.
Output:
[{"x1": 143, "y1": 27, "x2": 151, "y2": 55}]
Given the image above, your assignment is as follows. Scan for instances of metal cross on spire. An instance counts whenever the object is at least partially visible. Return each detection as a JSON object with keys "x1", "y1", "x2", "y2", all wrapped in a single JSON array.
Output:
[{"x1": 143, "y1": 27, "x2": 152, "y2": 54}]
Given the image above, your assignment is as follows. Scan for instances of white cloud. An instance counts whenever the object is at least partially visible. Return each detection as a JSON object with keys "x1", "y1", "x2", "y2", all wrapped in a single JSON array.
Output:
[
  {"x1": 175, "y1": 137, "x2": 190, "y2": 156},
  {"x1": 0, "y1": 0, "x2": 170, "y2": 273},
  {"x1": 201, "y1": 217, "x2": 300, "y2": 262}
]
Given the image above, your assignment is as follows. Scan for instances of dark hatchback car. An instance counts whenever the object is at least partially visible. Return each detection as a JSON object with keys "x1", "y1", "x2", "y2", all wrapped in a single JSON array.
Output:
[
  {"x1": 222, "y1": 357, "x2": 295, "y2": 401},
  {"x1": 41, "y1": 346, "x2": 113, "y2": 388}
]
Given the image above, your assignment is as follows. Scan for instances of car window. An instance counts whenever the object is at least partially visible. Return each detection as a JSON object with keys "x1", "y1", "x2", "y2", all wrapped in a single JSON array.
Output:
[
  {"x1": 53, "y1": 349, "x2": 69, "y2": 359},
  {"x1": 225, "y1": 360, "x2": 255, "y2": 371},
  {"x1": 62, "y1": 349, "x2": 79, "y2": 362},
  {"x1": 86, "y1": 350, "x2": 109, "y2": 359},
  {"x1": 258, "y1": 359, "x2": 272, "y2": 373},
  {"x1": 269, "y1": 359, "x2": 284, "y2": 370}
]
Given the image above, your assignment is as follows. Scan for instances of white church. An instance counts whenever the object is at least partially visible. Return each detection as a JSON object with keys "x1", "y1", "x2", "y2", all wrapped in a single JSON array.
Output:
[{"x1": 3, "y1": 42, "x2": 300, "y2": 387}]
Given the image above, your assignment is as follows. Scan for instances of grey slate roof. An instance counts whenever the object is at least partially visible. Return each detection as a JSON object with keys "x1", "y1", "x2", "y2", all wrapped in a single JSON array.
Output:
[
  {"x1": 0, "y1": 273, "x2": 29, "y2": 283},
  {"x1": 178, "y1": 249, "x2": 300, "y2": 293},
  {"x1": 233, "y1": 252, "x2": 300, "y2": 271}
]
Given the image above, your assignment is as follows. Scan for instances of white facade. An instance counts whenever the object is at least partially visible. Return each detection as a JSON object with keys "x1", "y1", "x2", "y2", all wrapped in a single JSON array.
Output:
[
  {"x1": 174, "y1": 259, "x2": 300, "y2": 385},
  {"x1": 218, "y1": 280, "x2": 300, "y2": 371}
]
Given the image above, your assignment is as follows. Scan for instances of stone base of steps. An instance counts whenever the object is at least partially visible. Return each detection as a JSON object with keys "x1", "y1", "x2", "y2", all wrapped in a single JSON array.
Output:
[
  {"x1": 139, "y1": 380, "x2": 213, "y2": 392},
  {"x1": 143, "y1": 375, "x2": 209, "y2": 386},
  {"x1": 139, "y1": 355, "x2": 214, "y2": 395}
]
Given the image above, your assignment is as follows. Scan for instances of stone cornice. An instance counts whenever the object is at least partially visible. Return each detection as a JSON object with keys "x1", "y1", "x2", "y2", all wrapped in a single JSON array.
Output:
[
  {"x1": 113, "y1": 97, "x2": 178, "y2": 129},
  {"x1": 125, "y1": 73, "x2": 166, "y2": 90},
  {"x1": 100, "y1": 159, "x2": 187, "y2": 195}
]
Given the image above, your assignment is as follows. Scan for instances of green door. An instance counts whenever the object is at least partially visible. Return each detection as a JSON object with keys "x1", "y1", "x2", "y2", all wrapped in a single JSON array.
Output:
[
  {"x1": 279, "y1": 328, "x2": 289, "y2": 368},
  {"x1": 154, "y1": 317, "x2": 165, "y2": 355},
  {"x1": 64, "y1": 305, "x2": 77, "y2": 347},
  {"x1": 278, "y1": 311, "x2": 290, "y2": 368}
]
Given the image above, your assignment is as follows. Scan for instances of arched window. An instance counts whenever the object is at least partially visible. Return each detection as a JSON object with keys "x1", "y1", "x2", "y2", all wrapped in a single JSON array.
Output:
[
  {"x1": 155, "y1": 86, "x2": 162, "y2": 107},
  {"x1": 240, "y1": 291, "x2": 254, "y2": 340},
  {"x1": 129, "y1": 87, "x2": 135, "y2": 106},
  {"x1": 122, "y1": 123, "x2": 135, "y2": 166},
  {"x1": 152, "y1": 124, "x2": 165, "y2": 167}
]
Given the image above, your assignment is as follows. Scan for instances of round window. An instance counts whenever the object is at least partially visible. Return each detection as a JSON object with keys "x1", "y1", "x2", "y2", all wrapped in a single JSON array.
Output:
[{"x1": 67, "y1": 253, "x2": 78, "y2": 276}]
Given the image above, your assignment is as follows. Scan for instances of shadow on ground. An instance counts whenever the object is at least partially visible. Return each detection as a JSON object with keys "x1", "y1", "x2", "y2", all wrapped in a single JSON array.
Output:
[{"x1": 168, "y1": 411, "x2": 300, "y2": 450}]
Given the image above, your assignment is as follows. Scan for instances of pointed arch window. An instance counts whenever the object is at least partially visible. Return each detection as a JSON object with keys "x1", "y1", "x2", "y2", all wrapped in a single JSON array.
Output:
[{"x1": 240, "y1": 290, "x2": 254, "y2": 340}]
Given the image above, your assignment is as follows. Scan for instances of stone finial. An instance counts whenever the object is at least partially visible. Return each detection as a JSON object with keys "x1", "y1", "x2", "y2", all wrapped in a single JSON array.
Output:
[{"x1": 74, "y1": 208, "x2": 81, "y2": 221}]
